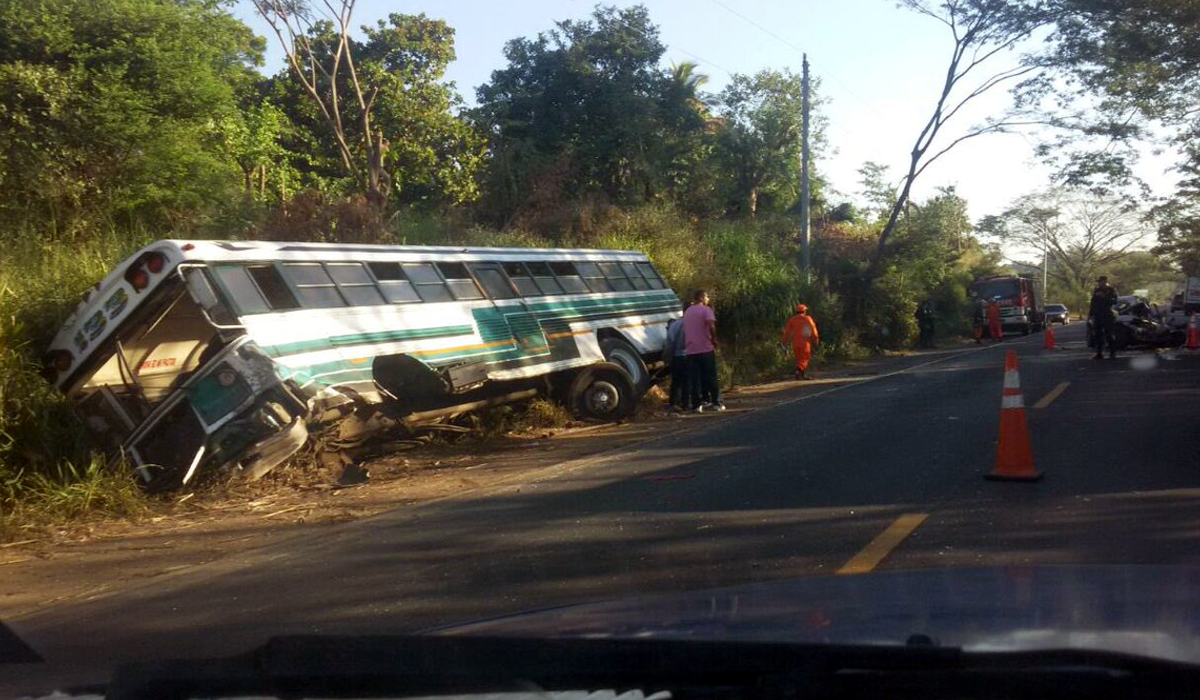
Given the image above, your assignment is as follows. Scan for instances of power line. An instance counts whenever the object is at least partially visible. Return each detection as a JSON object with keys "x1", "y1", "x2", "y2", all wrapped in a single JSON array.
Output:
[{"x1": 701, "y1": 0, "x2": 891, "y2": 124}]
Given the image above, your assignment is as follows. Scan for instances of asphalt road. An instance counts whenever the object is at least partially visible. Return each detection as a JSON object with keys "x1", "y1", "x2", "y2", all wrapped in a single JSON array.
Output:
[{"x1": 7, "y1": 324, "x2": 1200, "y2": 695}]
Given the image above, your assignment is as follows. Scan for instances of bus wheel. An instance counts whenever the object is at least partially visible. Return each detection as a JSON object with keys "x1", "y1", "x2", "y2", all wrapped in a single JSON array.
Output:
[
  {"x1": 600, "y1": 338, "x2": 648, "y2": 393},
  {"x1": 570, "y1": 362, "x2": 637, "y2": 421}
]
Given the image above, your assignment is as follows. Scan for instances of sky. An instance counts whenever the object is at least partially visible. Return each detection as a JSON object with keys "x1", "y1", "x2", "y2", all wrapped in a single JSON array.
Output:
[{"x1": 231, "y1": 0, "x2": 1180, "y2": 226}]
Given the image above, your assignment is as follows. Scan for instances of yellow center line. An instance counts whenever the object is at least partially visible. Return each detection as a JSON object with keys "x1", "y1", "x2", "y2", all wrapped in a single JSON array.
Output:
[
  {"x1": 1033, "y1": 381, "x2": 1070, "y2": 409},
  {"x1": 837, "y1": 513, "x2": 928, "y2": 575}
]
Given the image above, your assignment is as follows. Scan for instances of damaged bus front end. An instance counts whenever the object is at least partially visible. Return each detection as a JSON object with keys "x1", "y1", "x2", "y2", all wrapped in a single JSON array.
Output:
[{"x1": 45, "y1": 243, "x2": 311, "y2": 492}]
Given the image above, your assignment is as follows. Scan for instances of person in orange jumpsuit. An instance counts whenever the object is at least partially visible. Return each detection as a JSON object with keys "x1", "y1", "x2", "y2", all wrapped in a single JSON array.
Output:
[
  {"x1": 782, "y1": 303, "x2": 820, "y2": 380},
  {"x1": 986, "y1": 298, "x2": 1003, "y2": 342}
]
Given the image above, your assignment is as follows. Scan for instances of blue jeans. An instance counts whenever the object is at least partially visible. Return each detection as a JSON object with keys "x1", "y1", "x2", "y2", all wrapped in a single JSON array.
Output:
[{"x1": 687, "y1": 352, "x2": 720, "y2": 407}]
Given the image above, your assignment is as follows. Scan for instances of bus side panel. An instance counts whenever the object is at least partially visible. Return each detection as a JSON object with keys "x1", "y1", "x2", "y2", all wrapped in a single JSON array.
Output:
[{"x1": 617, "y1": 317, "x2": 670, "y2": 356}]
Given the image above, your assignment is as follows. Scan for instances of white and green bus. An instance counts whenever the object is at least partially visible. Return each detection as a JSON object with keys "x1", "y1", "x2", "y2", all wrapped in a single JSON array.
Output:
[{"x1": 44, "y1": 240, "x2": 680, "y2": 490}]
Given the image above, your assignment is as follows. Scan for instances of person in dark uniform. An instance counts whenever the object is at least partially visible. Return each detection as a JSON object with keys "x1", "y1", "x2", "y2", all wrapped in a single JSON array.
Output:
[
  {"x1": 915, "y1": 300, "x2": 935, "y2": 348},
  {"x1": 1088, "y1": 275, "x2": 1119, "y2": 359}
]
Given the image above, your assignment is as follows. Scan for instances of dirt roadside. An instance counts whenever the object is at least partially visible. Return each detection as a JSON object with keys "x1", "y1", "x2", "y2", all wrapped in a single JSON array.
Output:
[{"x1": 0, "y1": 346, "x2": 973, "y2": 620}]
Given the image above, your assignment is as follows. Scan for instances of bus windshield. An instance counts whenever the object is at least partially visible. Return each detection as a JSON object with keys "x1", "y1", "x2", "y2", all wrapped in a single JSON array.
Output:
[{"x1": 68, "y1": 279, "x2": 225, "y2": 453}]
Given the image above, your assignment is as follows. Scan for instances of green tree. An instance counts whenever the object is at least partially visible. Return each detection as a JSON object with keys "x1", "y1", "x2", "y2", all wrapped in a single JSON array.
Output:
[
  {"x1": 252, "y1": 4, "x2": 481, "y2": 210},
  {"x1": 1026, "y1": 0, "x2": 1200, "y2": 192},
  {"x1": 215, "y1": 99, "x2": 296, "y2": 202},
  {"x1": 716, "y1": 69, "x2": 820, "y2": 217},
  {"x1": 473, "y1": 5, "x2": 706, "y2": 226},
  {"x1": 857, "y1": 161, "x2": 898, "y2": 221},
  {"x1": 0, "y1": 0, "x2": 262, "y2": 232},
  {"x1": 361, "y1": 13, "x2": 485, "y2": 207}
]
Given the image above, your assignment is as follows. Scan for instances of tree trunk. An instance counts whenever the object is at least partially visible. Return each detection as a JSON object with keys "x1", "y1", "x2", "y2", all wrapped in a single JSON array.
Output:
[
  {"x1": 748, "y1": 186, "x2": 758, "y2": 217},
  {"x1": 364, "y1": 130, "x2": 390, "y2": 210}
]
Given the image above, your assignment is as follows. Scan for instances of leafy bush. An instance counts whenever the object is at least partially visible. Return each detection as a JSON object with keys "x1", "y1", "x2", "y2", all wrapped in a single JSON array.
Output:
[{"x1": 0, "y1": 227, "x2": 154, "y2": 531}]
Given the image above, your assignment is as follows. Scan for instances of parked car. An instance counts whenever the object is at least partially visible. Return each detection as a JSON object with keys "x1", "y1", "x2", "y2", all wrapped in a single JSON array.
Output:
[{"x1": 1045, "y1": 303, "x2": 1069, "y2": 324}]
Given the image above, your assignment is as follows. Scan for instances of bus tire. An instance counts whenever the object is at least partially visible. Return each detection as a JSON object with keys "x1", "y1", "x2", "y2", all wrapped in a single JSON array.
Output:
[
  {"x1": 569, "y1": 362, "x2": 637, "y2": 421},
  {"x1": 600, "y1": 337, "x2": 648, "y2": 393}
]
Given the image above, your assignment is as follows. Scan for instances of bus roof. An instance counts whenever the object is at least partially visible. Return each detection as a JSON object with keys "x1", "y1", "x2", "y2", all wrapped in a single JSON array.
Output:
[
  {"x1": 165, "y1": 239, "x2": 651, "y2": 263},
  {"x1": 45, "y1": 239, "x2": 654, "y2": 388}
]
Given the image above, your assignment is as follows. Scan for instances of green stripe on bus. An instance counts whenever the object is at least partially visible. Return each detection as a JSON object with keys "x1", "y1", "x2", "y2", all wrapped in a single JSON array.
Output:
[
  {"x1": 263, "y1": 324, "x2": 473, "y2": 357},
  {"x1": 263, "y1": 292, "x2": 677, "y2": 360},
  {"x1": 278, "y1": 360, "x2": 375, "y2": 387}
]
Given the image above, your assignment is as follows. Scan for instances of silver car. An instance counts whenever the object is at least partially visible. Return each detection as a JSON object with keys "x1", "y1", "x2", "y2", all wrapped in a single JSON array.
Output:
[{"x1": 1045, "y1": 303, "x2": 1069, "y2": 324}]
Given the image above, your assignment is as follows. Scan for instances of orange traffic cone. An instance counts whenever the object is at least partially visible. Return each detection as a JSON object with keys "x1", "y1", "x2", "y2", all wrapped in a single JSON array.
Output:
[
  {"x1": 1187, "y1": 312, "x2": 1200, "y2": 351},
  {"x1": 986, "y1": 351, "x2": 1043, "y2": 481},
  {"x1": 1043, "y1": 323, "x2": 1056, "y2": 350}
]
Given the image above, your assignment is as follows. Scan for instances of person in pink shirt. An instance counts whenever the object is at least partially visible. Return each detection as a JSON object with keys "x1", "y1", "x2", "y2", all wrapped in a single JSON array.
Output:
[{"x1": 682, "y1": 289, "x2": 724, "y2": 412}]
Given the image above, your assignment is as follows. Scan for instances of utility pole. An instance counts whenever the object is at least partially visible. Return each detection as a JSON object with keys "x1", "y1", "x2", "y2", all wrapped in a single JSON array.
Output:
[
  {"x1": 1042, "y1": 237, "x2": 1048, "y2": 302},
  {"x1": 799, "y1": 54, "x2": 811, "y2": 280}
]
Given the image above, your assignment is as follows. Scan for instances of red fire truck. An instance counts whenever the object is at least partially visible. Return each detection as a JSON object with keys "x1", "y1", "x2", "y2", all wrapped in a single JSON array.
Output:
[{"x1": 968, "y1": 276, "x2": 1045, "y2": 336}]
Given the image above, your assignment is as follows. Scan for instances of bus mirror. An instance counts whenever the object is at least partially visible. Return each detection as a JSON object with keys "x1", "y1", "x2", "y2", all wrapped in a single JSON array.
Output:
[
  {"x1": 183, "y1": 267, "x2": 220, "y2": 310},
  {"x1": 181, "y1": 266, "x2": 242, "y2": 330}
]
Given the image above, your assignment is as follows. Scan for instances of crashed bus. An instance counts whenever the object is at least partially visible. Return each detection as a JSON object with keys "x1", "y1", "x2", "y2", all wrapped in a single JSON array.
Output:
[{"x1": 44, "y1": 240, "x2": 679, "y2": 491}]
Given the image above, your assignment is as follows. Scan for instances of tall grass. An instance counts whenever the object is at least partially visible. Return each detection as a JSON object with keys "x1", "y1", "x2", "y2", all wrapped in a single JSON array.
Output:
[{"x1": 0, "y1": 227, "x2": 154, "y2": 535}]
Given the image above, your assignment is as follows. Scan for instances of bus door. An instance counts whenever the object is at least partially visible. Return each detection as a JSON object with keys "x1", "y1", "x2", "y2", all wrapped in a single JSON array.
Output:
[{"x1": 469, "y1": 263, "x2": 550, "y2": 360}]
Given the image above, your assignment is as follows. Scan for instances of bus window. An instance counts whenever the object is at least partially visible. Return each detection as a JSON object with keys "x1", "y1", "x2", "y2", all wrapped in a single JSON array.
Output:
[
  {"x1": 247, "y1": 265, "x2": 300, "y2": 310},
  {"x1": 576, "y1": 262, "x2": 613, "y2": 293},
  {"x1": 598, "y1": 262, "x2": 633, "y2": 292},
  {"x1": 637, "y1": 262, "x2": 667, "y2": 289},
  {"x1": 366, "y1": 262, "x2": 422, "y2": 304},
  {"x1": 212, "y1": 265, "x2": 270, "y2": 315},
  {"x1": 327, "y1": 263, "x2": 386, "y2": 306},
  {"x1": 437, "y1": 262, "x2": 485, "y2": 301},
  {"x1": 283, "y1": 263, "x2": 346, "y2": 308},
  {"x1": 549, "y1": 262, "x2": 588, "y2": 294},
  {"x1": 524, "y1": 261, "x2": 564, "y2": 296},
  {"x1": 621, "y1": 262, "x2": 651, "y2": 290},
  {"x1": 470, "y1": 265, "x2": 517, "y2": 300},
  {"x1": 503, "y1": 262, "x2": 541, "y2": 297},
  {"x1": 402, "y1": 263, "x2": 454, "y2": 303}
]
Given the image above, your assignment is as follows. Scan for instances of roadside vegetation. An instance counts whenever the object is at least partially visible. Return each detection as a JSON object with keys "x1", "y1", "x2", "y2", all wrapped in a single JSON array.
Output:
[{"x1": 3, "y1": 0, "x2": 1196, "y2": 534}]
